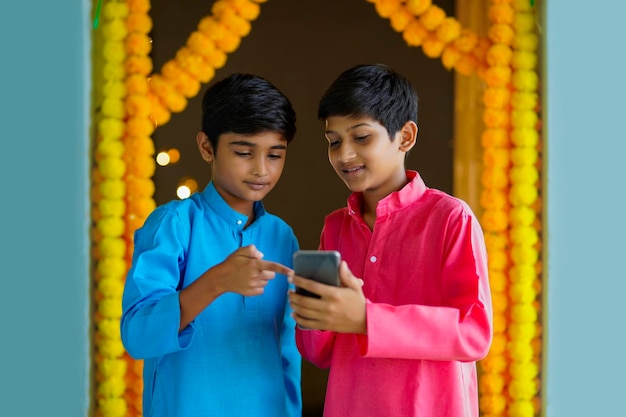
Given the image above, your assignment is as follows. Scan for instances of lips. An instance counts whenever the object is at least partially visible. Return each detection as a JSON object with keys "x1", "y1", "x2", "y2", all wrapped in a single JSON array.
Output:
[
  {"x1": 341, "y1": 165, "x2": 364, "y2": 175},
  {"x1": 245, "y1": 181, "x2": 270, "y2": 190}
]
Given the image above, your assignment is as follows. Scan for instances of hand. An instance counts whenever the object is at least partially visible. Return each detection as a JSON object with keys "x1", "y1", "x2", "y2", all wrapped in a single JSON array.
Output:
[
  {"x1": 288, "y1": 261, "x2": 367, "y2": 334},
  {"x1": 216, "y1": 245, "x2": 293, "y2": 296}
]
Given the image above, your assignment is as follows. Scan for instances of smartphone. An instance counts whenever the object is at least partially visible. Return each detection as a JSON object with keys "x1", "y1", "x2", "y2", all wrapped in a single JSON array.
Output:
[{"x1": 293, "y1": 250, "x2": 341, "y2": 298}]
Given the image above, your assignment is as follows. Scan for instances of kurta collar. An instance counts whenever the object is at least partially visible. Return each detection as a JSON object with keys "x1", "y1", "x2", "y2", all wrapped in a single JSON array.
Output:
[
  {"x1": 201, "y1": 181, "x2": 266, "y2": 229},
  {"x1": 346, "y1": 170, "x2": 427, "y2": 218}
]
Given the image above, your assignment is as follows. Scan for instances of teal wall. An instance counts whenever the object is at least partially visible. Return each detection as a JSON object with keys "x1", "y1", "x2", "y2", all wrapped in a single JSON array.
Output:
[
  {"x1": 0, "y1": 1, "x2": 623, "y2": 416},
  {"x1": 544, "y1": 0, "x2": 626, "y2": 415},
  {"x1": 0, "y1": 1, "x2": 91, "y2": 416}
]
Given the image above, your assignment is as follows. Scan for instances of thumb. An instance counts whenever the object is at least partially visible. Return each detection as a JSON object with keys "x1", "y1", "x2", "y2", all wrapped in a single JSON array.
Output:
[{"x1": 339, "y1": 261, "x2": 363, "y2": 290}]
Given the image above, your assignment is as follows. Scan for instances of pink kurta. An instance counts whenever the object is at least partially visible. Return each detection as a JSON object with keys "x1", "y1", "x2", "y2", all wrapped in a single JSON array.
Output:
[{"x1": 296, "y1": 171, "x2": 493, "y2": 417}]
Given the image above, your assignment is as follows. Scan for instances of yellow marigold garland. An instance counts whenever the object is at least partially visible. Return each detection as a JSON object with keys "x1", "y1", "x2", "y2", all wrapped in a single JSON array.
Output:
[
  {"x1": 93, "y1": 1, "x2": 130, "y2": 417},
  {"x1": 507, "y1": 0, "x2": 542, "y2": 415}
]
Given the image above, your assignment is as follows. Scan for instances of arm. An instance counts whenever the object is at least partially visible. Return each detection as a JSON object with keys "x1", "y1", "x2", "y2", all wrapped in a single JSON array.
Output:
[
  {"x1": 120, "y1": 208, "x2": 192, "y2": 359},
  {"x1": 360, "y1": 213, "x2": 493, "y2": 361}
]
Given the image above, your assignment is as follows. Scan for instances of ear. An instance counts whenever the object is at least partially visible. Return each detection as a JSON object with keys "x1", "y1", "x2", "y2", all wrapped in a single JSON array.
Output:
[
  {"x1": 196, "y1": 132, "x2": 214, "y2": 163},
  {"x1": 398, "y1": 121, "x2": 418, "y2": 152}
]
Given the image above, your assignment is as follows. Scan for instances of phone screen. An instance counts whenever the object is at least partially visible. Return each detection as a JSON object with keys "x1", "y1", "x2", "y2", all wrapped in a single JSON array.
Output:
[{"x1": 293, "y1": 250, "x2": 341, "y2": 298}]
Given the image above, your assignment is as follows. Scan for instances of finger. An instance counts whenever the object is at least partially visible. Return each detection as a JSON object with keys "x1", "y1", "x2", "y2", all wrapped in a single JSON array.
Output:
[
  {"x1": 291, "y1": 274, "x2": 335, "y2": 298},
  {"x1": 339, "y1": 261, "x2": 362, "y2": 290},
  {"x1": 257, "y1": 260, "x2": 293, "y2": 276},
  {"x1": 238, "y1": 244, "x2": 263, "y2": 259}
]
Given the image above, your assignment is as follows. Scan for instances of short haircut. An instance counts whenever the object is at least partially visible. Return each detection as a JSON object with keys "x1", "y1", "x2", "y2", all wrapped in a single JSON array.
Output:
[
  {"x1": 201, "y1": 73, "x2": 297, "y2": 150},
  {"x1": 318, "y1": 64, "x2": 418, "y2": 139}
]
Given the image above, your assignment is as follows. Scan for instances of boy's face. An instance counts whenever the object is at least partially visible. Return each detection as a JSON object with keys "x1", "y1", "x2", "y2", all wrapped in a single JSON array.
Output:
[
  {"x1": 324, "y1": 116, "x2": 416, "y2": 197},
  {"x1": 197, "y1": 131, "x2": 288, "y2": 215}
]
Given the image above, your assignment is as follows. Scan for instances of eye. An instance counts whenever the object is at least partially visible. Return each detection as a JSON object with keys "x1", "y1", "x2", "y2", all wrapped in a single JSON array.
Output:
[
  {"x1": 267, "y1": 153, "x2": 283, "y2": 160},
  {"x1": 354, "y1": 135, "x2": 370, "y2": 142},
  {"x1": 234, "y1": 151, "x2": 251, "y2": 157},
  {"x1": 328, "y1": 140, "x2": 340, "y2": 148}
]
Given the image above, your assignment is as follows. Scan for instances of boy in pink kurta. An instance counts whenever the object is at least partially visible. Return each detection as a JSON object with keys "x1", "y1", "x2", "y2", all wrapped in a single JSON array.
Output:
[{"x1": 289, "y1": 64, "x2": 493, "y2": 417}]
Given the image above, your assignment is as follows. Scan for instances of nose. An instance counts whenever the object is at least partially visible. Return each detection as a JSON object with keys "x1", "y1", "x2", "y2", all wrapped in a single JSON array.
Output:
[
  {"x1": 251, "y1": 156, "x2": 267, "y2": 177},
  {"x1": 336, "y1": 142, "x2": 356, "y2": 163}
]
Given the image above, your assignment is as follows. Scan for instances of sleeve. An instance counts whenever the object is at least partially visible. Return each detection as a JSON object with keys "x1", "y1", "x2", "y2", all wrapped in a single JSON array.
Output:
[
  {"x1": 120, "y1": 207, "x2": 194, "y2": 359},
  {"x1": 294, "y1": 222, "x2": 338, "y2": 369},
  {"x1": 281, "y1": 234, "x2": 302, "y2": 417},
  {"x1": 358, "y1": 210, "x2": 493, "y2": 362}
]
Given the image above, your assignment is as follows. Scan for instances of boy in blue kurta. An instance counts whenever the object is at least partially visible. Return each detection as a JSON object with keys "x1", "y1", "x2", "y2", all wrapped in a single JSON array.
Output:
[{"x1": 121, "y1": 73, "x2": 302, "y2": 417}]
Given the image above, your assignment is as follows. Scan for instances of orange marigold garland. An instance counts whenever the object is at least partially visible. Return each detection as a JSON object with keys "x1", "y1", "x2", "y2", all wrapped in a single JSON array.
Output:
[
  {"x1": 369, "y1": 0, "x2": 492, "y2": 75},
  {"x1": 93, "y1": 1, "x2": 130, "y2": 417},
  {"x1": 507, "y1": 0, "x2": 542, "y2": 415},
  {"x1": 147, "y1": 0, "x2": 264, "y2": 127},
  {"x1": 478, "y1": 1, "x2": 515, "y2": 416},
  {"x1": 120, "y1": 0, "x2": 156, "y2": 415}
]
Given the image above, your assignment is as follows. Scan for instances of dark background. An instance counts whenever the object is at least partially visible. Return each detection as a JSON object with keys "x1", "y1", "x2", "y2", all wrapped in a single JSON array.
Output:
[{"x1": 150, "y1": 0, "x2": 454, "y2": 414}]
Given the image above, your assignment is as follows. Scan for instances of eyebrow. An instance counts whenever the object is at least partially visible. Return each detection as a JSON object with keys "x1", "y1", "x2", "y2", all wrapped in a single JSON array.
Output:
[
  {"x1": 228, "y1": 140, "x2": 286, "y2": 150},
  {"x1": 325, "y1": 122, "x2": 372, "y2": 135}
]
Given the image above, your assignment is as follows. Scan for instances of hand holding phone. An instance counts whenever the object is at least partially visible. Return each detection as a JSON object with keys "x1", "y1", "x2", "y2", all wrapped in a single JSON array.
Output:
[{"x1": 293, "y1": 250, "x2": 341, "y2": 298}]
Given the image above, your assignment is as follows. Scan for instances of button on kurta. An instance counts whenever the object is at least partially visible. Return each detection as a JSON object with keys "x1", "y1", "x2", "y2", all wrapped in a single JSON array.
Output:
[{"x1": 370, "y1": 256, "x2": 377, "y2": 263}]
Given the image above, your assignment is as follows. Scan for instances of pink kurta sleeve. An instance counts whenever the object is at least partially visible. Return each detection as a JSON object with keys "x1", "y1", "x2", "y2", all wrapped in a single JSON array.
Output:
[
  {"x1": 296, "y1": 329, "x2": 337, "y2": 369},
  {"x1": 358, "y1": 212, "x2": 492, "y2": 361}
]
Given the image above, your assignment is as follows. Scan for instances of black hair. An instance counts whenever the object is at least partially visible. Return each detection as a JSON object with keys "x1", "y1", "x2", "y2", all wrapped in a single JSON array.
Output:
[
  {"x1": 201, "y1": 73, "x2": 296, "y2": 150},
  {"x1": 318, "y1": 64, "x2": 418, "y2": 139}
]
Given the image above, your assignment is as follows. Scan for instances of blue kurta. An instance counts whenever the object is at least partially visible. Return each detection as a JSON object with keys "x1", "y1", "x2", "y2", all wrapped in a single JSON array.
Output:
[{"x1": 121, "y1": 182, "x2": 302, "y2": 417}]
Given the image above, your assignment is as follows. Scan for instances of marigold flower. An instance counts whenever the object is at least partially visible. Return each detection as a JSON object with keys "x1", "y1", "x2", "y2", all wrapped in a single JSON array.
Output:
[
  {"x1": 488, "y1": 4, "x2": 514, "y2": 24},
  {"x1": 484, "y1": 233, "x2": 509, "y2": 251},
  {"x1": 126, "y1": 12, "x2": 153, "y2": 34},
  {"x1": 97, "y1": 357, "x2": 128, "y2": 379},
  {"x1": 374, "y1": 0, "x2": 401, "y2": 18},
  {"x1": 492, "y1": 291, "x2": 508, "y2": 313},
  {"x1": 126, "y1": 136, "x2": 155, "y2": 156},
  {"x1": 483, "y1": 87, "x2": 510, "y2": 109},
  {"x1": 483, "y1": 65, "x2": 512, "y2": 87},
  {"x1": 510, "y1": 264, "x2": 535, "y2": 285},
  {"x1": 126, "y1": 94, "x2": 152, "y2": 117},
  {"x1": 126, "y1": 116, "x2": 155, "y2": 137},
  {"x1": 125, "y1": 32, "x2": 152, "y2": 55},
  {"x1": 99, "y1": 119, "x2": 125, "y2": 142},
  {"x1": 482, "y1": 166, "x2": 509, "y2": 189},
  {"x1": 511, "y1": 128, "x2": 539, "y2": 148},
  {"x1": 514, "y1": 32, "x2": 539, "y2": 51},
  {"x1": 97, "y1": 217, "x2": 125, "y2": 238},
  {"x1": 479, "y1": 372, "x2": 505, "y2": 394},
  {"x1": 509, "y1": 399, "x2": 535, "y2": 417},
  {"x1": 127, "y1": 0, "x2": 150, "y2": 13},
  {"x1": 483, "y1": 108, "x2": 509, "y2": 129},
  {"x1": 402, "y1": 19, "x2": 428, "y2": 46},
  {"x1": 419, "y1": 5, "x2": 445, "y2": 30},
  {"x1": 508, "y1": 379, "x2": 537, "y2": 401},
  {"x1": 480, "y1": 393, "x2": 507, "y2": 414},
  {"x1": 481, "y1": 128, "x2": 509, "y2": 148},
  {"x1": 125, "y1": 55, "x2": 153, "y2": 76},
  {"x1": 98, "y1": 236, "x2": 126, "y2": 258},
  {"x1": 127, "y1": 155, "x2": 156, "y2": 178},
  {"x1": 488, "y1": 23, "x2": 515, "y2": 45},
  {"x1": 508, "y1": 340, "x2": 534, "y2": 362},
  {"x1": 102, "y1": 20, "x2": 128, "y2": 42},
  {"x1": 127, "y1": 177, "x2": 155, "y2": 199},
  {"x1": 510, "y1": 361, "x2": 539, "y2": 380},
  {"x1": 511, "y1": 147, "x2": 538, "y2": 167},
  {"x1": 98, "y1": 198, "x2": 126, "y2": 218},
  {"x1": 482, "y1": 209, "x2": 509, "y2": 232},
  {"x1": 97, "y1": 318, "x2": 124, "y2": 341},
  {"x1": 102, "y1": 62, "x2": 125, "y2": 81},
  {"x1": 436, "y1": 17, "x2": 461, "y2": 43},
  {"x1": 488, "y1": 271, "x2": 508, "y2": 293},
  {"x1": 96, "y1": 260, "x2": 127, "y2": 283},
  {"x1": 510, "y1": 206, "x2": 536, "y2": 226},
  {"x1": 99, "y1": 156, "x2": 126, "y2": 180},
  {"x1": 486, "y1": 44, "x2": 512, "y2": 67},
  {"x1": 389, "y1": 8, "x2": 413, "y2": 32},
  {"x1": 98, "y1": 397, "x2": 127, "y2": 417},
  {"x1": 453, "y1": 53, "x2": 477, "y2": 76},
  {"x1": 231, "y1": 0, "x2": 261, "y2": 20},
  {"x1": 512, "y1": 50, "x2": 537, "y2": 70},
  {"x1": 99, "y1": 179, "x2": 126, "y2": 200},
  {"x1": 513, "y1": 69, "x2": 539, "y2": 91},
  {"x1": 422, "y1": 35, "x2": 445, "y2": 58},
  {"x1": 453, "y1": 29, "x2": 478, "y2": 52},
  {"x1": 103, "y1": 40, "x2": 126, "y2": 64},
  {"x1": 102, "y1": 2, "x2": 129, "y2": 20},
  {"x1": 514, "y1": 12, "x2": 535, "y2": 33},
  {"x1": 128, "y1": 197, "x2": 157, "y2": 218},
  {"x1": 405, "y1": 0, "x2": 432, "y2": 15},
  {"x1": 510, "y1": 165, "x2": 539, "y2": 186},
  {"x1": 98, "y1": 296, "x2": 123, "y2": 319},
  {"x1": 441, "y1": 45, "x2": 461, "y2": 69},
  {"x1": 480, "y1": 356, "x2": 507, "y2": 377},
  {"x1": 511, "y1": 243, "x2": 539, "y2": 266},
  {"x1": 480, "y1": 189, "x2": 509, "y2": 210},
  {"x1": 102, "y1": 80, "x2": 127, "y2": 99}
]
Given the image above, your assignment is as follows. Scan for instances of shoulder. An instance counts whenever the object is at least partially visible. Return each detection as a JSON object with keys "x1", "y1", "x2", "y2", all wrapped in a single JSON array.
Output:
[
  {"x1": 138, "y1": 193, "x2": 206, "y2": 236},
  {"x1": 324, "y1": 207, "x2": 350, "y2": 225},
  {"x1": 420, "y1": 188, "x2": 477, "y2": 221}
]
